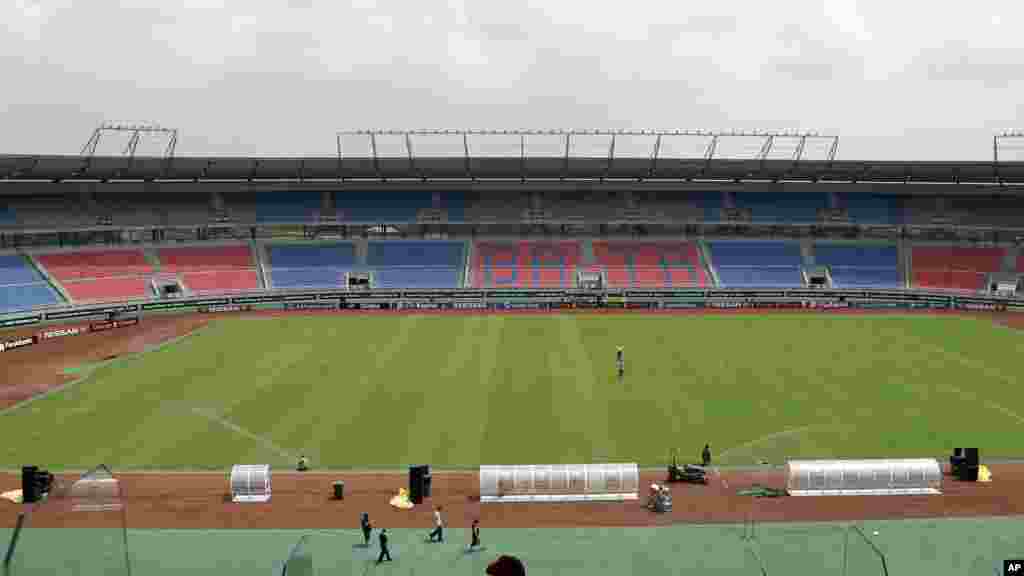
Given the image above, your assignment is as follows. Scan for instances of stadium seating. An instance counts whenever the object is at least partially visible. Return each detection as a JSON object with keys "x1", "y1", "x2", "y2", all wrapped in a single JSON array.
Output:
[
  {"x1": 837, "y1": 194, "x2": 901, "y2": 225},
  {"x1": 472, "y1": 241, "x2": 580, "y2": 288},
  {"x1": 33, "y1": 249, "x2": 155, "y2": 303},
  {"x1": 732, "y1": 193, "x2": 828, "y2": 223},
  {"x1": 813, "y1": 244, "x2": 902, "y2": 288},
  {"x1": 368, "y1": 241, "x2": 466, "y2": 288},
  {"x1": 0, "y1": 284, "x2": 62, "y2": 314},
  {"x1": 707, "y1": 241, "x2": 804, "y2": 287},
  {"x1": 0, "y1": 254, "x2": 62, "y2": 313},
  {"x1": 463, "y1": 192, "x2": 530, "y2": 222},
  {"x1": 253, "y1": 192, "x2": 322, "y2": 223},
  {"x1": 36, "y1": 249, "x2": 153, "y2": 280},
  {"x1": 335, "y1": 192, "x2": 465, "y2": 223},
  {"x1": 62, "y1": 277, "x2": 152, "y2": 303},
  {"x1": 158, "y1": 245, "x2": 259, "y2": 294},
  {"x1": 267, "y1": 243, "x2": 356, "y2": 289},
  {"x1": 0, "y1": 205, "x2": 16, "y2": 227},
  {"x1": 592, "y1": 241, "x2": 707, "y2": 288},
  {"x1": 910, "y1": 246, "x2": 1004, "y2": 292},
  {"x1": 0, "y1": 254, "x2": 43, "y2": 285}
]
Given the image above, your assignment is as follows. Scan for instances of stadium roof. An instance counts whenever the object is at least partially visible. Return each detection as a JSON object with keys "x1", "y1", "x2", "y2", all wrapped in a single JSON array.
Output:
[{"x1": 2, "y1": 154, "x2": 1024, "y2": 186}]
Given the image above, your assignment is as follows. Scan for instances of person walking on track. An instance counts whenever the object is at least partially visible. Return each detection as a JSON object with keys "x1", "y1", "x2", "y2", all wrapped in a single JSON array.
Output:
[
  {"x1": 428, "y1": 505, "x2": 445, "y2": 542},
  {"x1": 469, "y1": 519, "x2": 481, "y2": 550},
  {"x1": 376, "y1": 528, "x2": 392, "y2": 564},
  {"x1": 360, "y1": 512, "x2": 372, "y2": 547}
]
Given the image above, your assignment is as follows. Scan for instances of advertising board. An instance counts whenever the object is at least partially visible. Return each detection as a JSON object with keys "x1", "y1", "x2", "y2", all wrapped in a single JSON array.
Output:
[
  {"x1": 142, "y1": 299, "x2": 227, "y2": 311},
  {"x1": 284, "y1": 302, "x2": 338, "y2": 310},
  {"x1": 0, "y1": 315, "x2": 41, "y2": 328},
  {"x1": 46, "y1": 305, "x2": 140, "y2": 320},
  {"x1": 89, "y1": 317, "x2": 140, "y2": 332},
  {"x1": 38, "y1": 326, "x2": 84, "y2": 340},
  {"x1": 200, "y1": 305, "x2": 253, "y2": 313}
]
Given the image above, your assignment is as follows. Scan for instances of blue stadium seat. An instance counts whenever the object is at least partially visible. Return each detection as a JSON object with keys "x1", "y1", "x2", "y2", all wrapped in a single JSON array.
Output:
[
  {"x1": 708, "y1": 241, "x2": 804, "y2": 288},
  {"x1": 335, "y1": 192, "x2": 464, "y2": 223},
  {"x1": 732, "y1": 193, "x2": 828, "y2": 223},
  {"x1": 367, "y1": 241, "x2": 465, "y2": 288},
  {"x1": 267, "y1": 243, "x2": 355, "y2": 289},
  {"x1": 374, "y1": 268, "x2": 461, "y2": 289},
  {"x1": 255, "y1": 192, "x2": 322, "y2": 223},
  {"x1": 828, "y1": 268, "x2": 902, "y2": 288},
  {"x1": 0, "y1": 283, "x2": 61, "y2": 314},
  {"x1": 716, "y1": 267, "x2": 804, "y2": 288},
  {"x1": 814, "y1": 244, "x2": 902, "y2": 288},
  {"x1": 836, "y1": 194, "x2": 901, "y2": 225},
  {"x1": 0, "y1": 206, "x2": 16, "y2": 226},
  {"x1": 813, "y1": 245, "x2": 898, "y2": 268},
  {"x1": 0, "y1": 255, "x2": 43, "y2": 285},
  {"x1": 700, "y1": 192, "x2": 726, "y2": 221},
  {"x1": 708, "y1": 241, "x2": 803, "y2": 267},
  {"x1": 367, "y1": 241, "x2": 465, "y2": 267}
]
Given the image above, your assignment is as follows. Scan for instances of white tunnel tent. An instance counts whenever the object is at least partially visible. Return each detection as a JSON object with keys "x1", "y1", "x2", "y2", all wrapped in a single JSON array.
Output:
[
  {"x1": 786, "y1": 459, "x2": 942, "y2": 496},
  {"x1": 479, "y1": 463, "x2": 639, "y2": 503}
]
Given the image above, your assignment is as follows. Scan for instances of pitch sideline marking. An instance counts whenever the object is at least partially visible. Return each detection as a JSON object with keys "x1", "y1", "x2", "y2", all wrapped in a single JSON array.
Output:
[
  {"x1": 0, "y1": 324, "x2": 213, "y2": 417},
  {"x1": 188, "y1": 407, "x2": 298, "y2": 462},
  {"x1": 716, "y1": 425, "x2": 816, "y2": 462},
  {"x1": 713, "y1": 426, "x2": 814, "y2": 489}
]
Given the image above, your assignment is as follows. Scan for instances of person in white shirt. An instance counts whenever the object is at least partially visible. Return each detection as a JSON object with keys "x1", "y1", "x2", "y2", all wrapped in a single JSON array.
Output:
[{"x1": 427, "y1": 506, "x2": 445, "y2": 543}]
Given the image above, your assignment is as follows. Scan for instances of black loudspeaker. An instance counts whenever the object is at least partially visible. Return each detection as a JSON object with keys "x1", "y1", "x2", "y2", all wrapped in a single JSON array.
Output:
[
  {"x1": 965, "y1": 466, "x2": 979, "y2": 482},
  {"x1": 22, "y1": 466, "x2": 39, "y2": 504},
  {"x1": 409, "y1": 465, "x2": 430, "y2": 504},
  {"x1": 953, "y1": 448, "x2": 980, "y2": 481}
]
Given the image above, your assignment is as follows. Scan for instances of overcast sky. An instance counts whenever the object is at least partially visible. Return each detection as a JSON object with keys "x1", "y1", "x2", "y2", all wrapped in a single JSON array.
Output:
[{"x1": 2, "y1": 0, "x2": 1023, "y2": 161}]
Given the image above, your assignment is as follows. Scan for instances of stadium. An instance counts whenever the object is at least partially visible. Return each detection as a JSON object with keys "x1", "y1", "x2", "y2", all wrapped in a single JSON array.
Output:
[{"x1": 1, "y1": 128, "x2": 1023, "y2": 575}]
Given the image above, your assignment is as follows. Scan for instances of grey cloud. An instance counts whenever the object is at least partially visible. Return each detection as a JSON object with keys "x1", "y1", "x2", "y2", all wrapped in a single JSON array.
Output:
[{"x1": 0, "y1": 1, "x2": 1020, "y2": 160}]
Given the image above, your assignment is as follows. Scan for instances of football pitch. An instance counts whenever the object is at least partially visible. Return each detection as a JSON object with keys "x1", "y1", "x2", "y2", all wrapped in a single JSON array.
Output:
[{"x1": 2, "y1": 314, "x2": 1022, "y2": 470}]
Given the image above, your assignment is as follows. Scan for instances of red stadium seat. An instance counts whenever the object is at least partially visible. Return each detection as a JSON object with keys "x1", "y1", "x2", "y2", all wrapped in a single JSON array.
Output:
[
  {"x1": 473, "y1": 241, "x2": 580, "y2": 288},
  {"x1": 911, "y1": 246, "x2": 1004, "y2": 292},
  {"x1": 158, "y1": 245, "x2": 259, "y2": 293},
  {"x1": 36, "y1": 250, "x2": 152, "y2": 281},
  {"x1": 158, "y1": 245, "x2": 254, "y2": 271},
  {"x1": 182, "y1": 270, "x2": 259, "y2": 293},
  {"x1": 63, "y1": 277, "x2": 151, "y2": 302},
  {"x1": 592, "y1": 241, "x2": 706, "y2": 288}
]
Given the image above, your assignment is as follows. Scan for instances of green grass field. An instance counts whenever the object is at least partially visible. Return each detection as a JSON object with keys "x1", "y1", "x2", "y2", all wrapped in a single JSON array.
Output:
[{"x1": 2, "y1": 314, "x2": 1022, "y2": 470}]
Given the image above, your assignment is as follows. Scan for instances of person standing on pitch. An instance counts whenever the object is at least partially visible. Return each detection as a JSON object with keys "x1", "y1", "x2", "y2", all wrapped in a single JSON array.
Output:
[
  {"x1": 616, "y1": 346, "x2": 625, "y2": 377},
  {"x1": 376, "y1": 528, "x2": 392, "y2": 564},
  {"x1": 360, "y1": 512, "x2": 372, "y2": 547},
  {"x1": 702, "y1": 444, "x2": 712, "y2": 467},
  {"x1": 428, "y1": 505, "x2": 445, "y2": 542}
]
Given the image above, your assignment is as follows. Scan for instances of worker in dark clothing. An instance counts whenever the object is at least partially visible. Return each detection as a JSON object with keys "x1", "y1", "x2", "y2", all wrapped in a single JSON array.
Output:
[
  {"x1": 360, "y1": 512, "x2": 372, "y2": 547},
  {"x1": 296, "y1": 455, "x2": 309, "y2": 471},
  {"x1": 376, "y1": 529, "x2": 392, "y2": 564},
  {"x1": 470, "y1": 519, "x2": 481, "y2": 550},
  {"x1": 702, "y1": 444, "x2": 711, "y2": 467}
]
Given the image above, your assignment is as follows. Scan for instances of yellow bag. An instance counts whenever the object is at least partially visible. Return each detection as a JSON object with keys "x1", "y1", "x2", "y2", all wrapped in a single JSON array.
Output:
[
  {"x1": 389, "y1": 487, "x2": 414, "y2": 509},
  {"x1": 978, "y1": 465, "x2": 992, "y2": 483}
]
